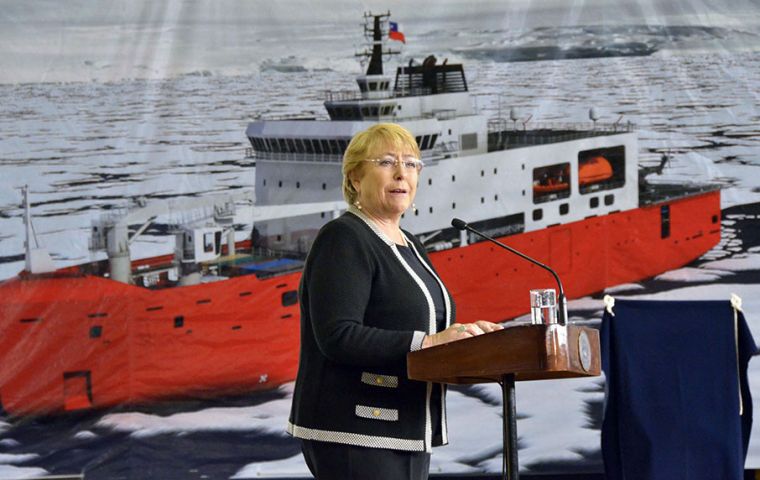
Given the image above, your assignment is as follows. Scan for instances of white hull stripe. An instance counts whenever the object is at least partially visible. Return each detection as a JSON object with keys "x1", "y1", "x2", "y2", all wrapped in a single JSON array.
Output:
[{"x1": 288, "y1": 421, "x2": 425, "y2": 452}]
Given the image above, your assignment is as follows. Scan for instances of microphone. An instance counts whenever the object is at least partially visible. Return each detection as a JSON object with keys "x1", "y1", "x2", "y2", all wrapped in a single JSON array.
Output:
[{"x1": 451, "y1": 218, "x2": 568, "y2": 325}]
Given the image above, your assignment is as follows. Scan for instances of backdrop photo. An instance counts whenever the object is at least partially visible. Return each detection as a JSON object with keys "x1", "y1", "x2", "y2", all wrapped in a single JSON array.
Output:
[{"x1": 1, "y1": 1, "x2": 759, "y2": 479}]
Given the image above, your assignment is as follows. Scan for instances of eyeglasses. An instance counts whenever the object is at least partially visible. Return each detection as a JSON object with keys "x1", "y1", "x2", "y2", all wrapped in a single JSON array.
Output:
[{"x1": 364, "y1": 155, "x2": 424, "y2": 172}]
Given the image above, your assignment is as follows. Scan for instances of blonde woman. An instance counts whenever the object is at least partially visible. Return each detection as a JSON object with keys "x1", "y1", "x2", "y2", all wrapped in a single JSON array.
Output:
[{"x1": 288, "y1": 123, "x2": 501, "y2": 479}]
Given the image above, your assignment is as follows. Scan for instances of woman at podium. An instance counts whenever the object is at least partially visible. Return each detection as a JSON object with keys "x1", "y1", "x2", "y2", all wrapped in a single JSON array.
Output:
[{"x1": 287, "y1": 123, "x2": 500, "y2": 479}]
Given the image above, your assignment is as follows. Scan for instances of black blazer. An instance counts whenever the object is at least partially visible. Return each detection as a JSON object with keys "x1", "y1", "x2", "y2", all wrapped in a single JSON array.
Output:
[{"x1": 288, "y1": 208, "x2": 455, "y2": 452}]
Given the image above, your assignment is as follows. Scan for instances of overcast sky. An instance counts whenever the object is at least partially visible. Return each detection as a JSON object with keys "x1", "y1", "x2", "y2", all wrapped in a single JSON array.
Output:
[{"x1": 1, "y1": 0, "x2": 758, "y2": 84}]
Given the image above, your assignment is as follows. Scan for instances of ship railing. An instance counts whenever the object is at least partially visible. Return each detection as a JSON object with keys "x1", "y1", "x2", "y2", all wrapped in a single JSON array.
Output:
[
  {"x1": 639, "y1": 181, "x2": 721, "y2": 206},
  {"x1": 427, "y1": 141, "x2": 460, "y2": 163},
  {"x1": 324, "y1": 87, "x2": 434, "y2": 102},
  {"x1": 251, "y1": 113, "x2": 321, "y2": 121},
  {"x1": 252, "y1": 151, "x2": 343, "y2": 163},
  {"x1": 396, "y1": 87, "x2": 434, "y2": 98},
  {"x1": 431, "y1": 109, "x2": 458, "y2": 120},
  {"x1": 325, "y1": 90, "x2": 393, "y2": 102},
  {"x1": 488, "y1": 119, "x2": 636, "y2": 134}
]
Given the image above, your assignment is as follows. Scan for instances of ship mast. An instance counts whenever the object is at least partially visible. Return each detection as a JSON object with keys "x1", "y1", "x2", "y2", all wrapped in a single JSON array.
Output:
[{"x1": 355, "y1": 12, "x2": 401, "y2": 74}]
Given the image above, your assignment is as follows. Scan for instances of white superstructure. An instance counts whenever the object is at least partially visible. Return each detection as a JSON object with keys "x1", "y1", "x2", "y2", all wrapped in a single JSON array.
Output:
[{"x1": 246, "y1": 12, "x2": 637, "y2": 254}]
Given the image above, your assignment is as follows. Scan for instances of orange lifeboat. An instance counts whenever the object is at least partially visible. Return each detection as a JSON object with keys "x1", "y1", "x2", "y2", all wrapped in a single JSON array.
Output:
[
  {"x1": 533, "y1": 164, "x2": 570, "y2": 194},
  {"x1": 579, "y1": 155, "x2": 613, "y2": 185},
  {"x1": 533, "y1": 180, "x2": 569, "y2": 194}
]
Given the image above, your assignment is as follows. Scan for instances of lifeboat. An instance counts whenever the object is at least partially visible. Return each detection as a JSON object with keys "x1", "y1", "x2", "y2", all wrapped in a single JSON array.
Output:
[
  {"x1": 533, "y1": 180, "x2": 569, "y2": 194},
  {"x1": 579, "y1": 155, "x2": 613, "y2": 185},
  {"x1": 533, "y1": 164, "x2": 571, "y2": 195}
]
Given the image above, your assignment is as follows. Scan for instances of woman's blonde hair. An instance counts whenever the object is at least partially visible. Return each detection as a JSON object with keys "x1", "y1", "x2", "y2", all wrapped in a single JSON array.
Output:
[{"x1": 342, "y1": 123, "x2": 421, "y2": 205}]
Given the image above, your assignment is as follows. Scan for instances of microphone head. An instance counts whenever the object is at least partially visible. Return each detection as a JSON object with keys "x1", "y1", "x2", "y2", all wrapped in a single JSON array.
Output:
[{"x1": 451, "y1": 218, "x2": 468, "y2": 230}]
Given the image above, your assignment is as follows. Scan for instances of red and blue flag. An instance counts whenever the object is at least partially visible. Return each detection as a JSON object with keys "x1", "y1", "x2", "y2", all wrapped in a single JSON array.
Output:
[{"x1": 389, "y1": 22, "x2": 405, "y2": 44}]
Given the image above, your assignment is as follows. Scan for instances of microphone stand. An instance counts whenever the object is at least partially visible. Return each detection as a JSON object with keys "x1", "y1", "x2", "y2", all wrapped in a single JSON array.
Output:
[
  {"x1": 452, "y1": 217, "x2": 570, "y2": 480},
  {"x1": 451, "y1": 218, "x2": 568, "y2": 326}
]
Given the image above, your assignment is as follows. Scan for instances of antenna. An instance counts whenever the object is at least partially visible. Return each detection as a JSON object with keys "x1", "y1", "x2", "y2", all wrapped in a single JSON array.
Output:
[
  {"x1": 509, "y1": 107, "x2": 519, "y2": 129},
  {"x1": 589, "y1": 107, "x2": 599, "y2": 129},
  {"x1": 20, "y1": 185, "x2": 56, "y2": 274}
]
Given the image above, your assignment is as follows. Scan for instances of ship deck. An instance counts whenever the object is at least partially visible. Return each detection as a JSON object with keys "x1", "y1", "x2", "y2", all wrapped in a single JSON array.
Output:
[
  {"x1": 488, "y1": 123, "x2": 633, "y2": 151},
  {"x1": 639, "y1": 181, "x2": 721, "y2": 206}
]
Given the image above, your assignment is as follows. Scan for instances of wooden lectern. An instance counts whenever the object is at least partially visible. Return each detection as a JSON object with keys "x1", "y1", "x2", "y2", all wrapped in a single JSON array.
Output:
[{"x1": 408, "y1": 323, "x2": 601, "y2": 480}]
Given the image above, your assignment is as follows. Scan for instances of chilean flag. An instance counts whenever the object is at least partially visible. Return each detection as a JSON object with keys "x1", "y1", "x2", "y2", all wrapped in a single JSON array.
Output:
[{"x1": 389, "y1": 21, "x2": 405, "y2": 44}]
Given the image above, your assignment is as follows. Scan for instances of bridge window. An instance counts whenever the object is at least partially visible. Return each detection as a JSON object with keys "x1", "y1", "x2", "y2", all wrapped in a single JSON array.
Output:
[
  {"x1": 204, "y1": 232, "x2": 215, "y2": 253},
  {"x1": 461, "y1": 133, "x2": 478, "y2": 150}
]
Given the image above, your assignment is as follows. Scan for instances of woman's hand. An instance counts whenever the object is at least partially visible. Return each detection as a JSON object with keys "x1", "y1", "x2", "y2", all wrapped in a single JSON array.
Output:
[{"x1": 421, "y1": 321, "x2": 504, "y2": 349}]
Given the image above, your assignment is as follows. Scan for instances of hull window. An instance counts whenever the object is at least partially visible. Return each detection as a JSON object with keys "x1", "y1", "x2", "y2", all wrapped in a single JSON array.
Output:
[
  {"x1": 533, "y1": 209, "x2": 543, "y2": 221},
  {"x1": 661, "y1": 205, "x2": 671, "y2": 239},
  {"x1": 89, "y1": 325, "x2": 102, "y2": 338},
  {"x1": 590, "y1": 197, "x2": 599, "y2": 208},
  {"x1": 282, "y1": 290, "x2": 298, "y2": 307}
]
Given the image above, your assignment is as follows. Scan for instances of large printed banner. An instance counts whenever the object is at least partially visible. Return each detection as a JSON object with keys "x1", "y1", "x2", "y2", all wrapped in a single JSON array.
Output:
[{"x1": 1, "y1": 1, "x2": 759, "y2": 478}]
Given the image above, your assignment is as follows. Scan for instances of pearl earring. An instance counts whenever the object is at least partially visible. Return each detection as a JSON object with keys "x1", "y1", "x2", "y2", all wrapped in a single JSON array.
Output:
[
  {"x1": 354, "y1": 200, "x2": 362, "y2": 210},
  {"x1": 412, "y1": 203, "x2": 418, "y2": 214}
]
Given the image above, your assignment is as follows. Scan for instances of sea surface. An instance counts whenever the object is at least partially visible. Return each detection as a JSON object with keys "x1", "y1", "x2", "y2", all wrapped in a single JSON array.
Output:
[{"x1": 1, "y1": 20, "x2": 759, "y2": 479}]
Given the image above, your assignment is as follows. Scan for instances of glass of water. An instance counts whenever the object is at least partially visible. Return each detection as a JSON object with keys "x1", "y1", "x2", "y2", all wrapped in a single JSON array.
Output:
[{"x1": 530, "y1": 288, "x2": 558, "y2": 325}]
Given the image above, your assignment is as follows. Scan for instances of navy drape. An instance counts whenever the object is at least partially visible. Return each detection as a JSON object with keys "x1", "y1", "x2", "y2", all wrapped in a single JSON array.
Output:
[{"x1": 601, "y1": 299, "x2": 757, "y2": 480}]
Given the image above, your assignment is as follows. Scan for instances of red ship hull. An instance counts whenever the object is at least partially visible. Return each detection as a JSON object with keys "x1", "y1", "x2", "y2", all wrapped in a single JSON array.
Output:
[{"x1": 0, "y1": 191, "x2": 720, "y2": 416}]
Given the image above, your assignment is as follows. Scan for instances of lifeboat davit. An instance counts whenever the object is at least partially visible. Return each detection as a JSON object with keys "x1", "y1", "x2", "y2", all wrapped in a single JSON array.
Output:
[{"x1": 579, "y1": 155, "x2": 613, "y2": 185}]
